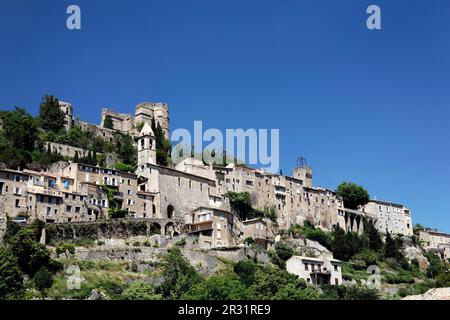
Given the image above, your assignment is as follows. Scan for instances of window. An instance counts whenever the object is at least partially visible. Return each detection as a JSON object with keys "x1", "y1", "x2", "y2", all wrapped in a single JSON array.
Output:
[
  {"x1": 75, "y1": 207, "x2": 80, "y2": 213},
  {"x1": 217, "y1": 223, "x2": 221, "y2": 230},
  {"x1": 334, "y1": 265, "x2": 338, "y2": 272},
  {"x1": 15, "y1": 199, "x2": 20, "y2": 208},
  {"x1": 66, "y1": 205, "x2": 72, "y2": 212},
  {"x1": 304, "y1": 263, "x2": 309, "y2": 271}
]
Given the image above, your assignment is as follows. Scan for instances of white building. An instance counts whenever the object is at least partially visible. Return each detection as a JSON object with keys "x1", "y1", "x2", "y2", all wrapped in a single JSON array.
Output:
[{"x1": 286, "y1": 255, "x2": 343, "y2": 286}]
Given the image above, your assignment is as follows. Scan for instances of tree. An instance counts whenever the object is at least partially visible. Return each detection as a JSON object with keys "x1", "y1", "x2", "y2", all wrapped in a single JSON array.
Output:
[
  {"x1": 103, "y1": 115, "x2": 114, "y2": 129},
  {"x1": 234, "y1": 260, "x2": 258, "y2": 286},
  {"x1": 183, "y1": 274, "x2": 248, "y2": 300},
  {"x1": 0, "y1": 107, "x2": 39, "y2": 168},
  {"x1": 33, "y1": 266, "x2": 54, "y2": 300},
  {"x1": 74, "y1": 150, "x2": 79, "y2": 162},
  {"x1": 413, "y1": 224, "x2": 425, "y2": 235},
  {"x1": 159, "y1": 248, "x2": 200, "y2": 299},
  {"x1": 0, "y1": 247, "x2": 24, "y2": 299},
  {"x1": 275, "y1": 241, "x2": 294, "y2": 261},
  {"x1": 363, "y1": 219, "x2": 383, "y2": 252},
  {"x1": 225, "y1": 192, "x2": 253, "y2": 220},
  {"x1": 384, "y1": 232, "x2": 401, "y2": 260},
  {"x1": 426, "y1": 252, "x2": 446, "y2": 278},
  {"x1": 152, "y1": 118, "x2": 171, "y2": 166},
  {"x1": 9, "y1": 228, "x2": 51, "y2": 276},
  {"x1": 247, "y1": 266, "x2": 305, "y2": 300},
  {"x1": 122, "y1": 282, "x2": 162, "y2": 300},
  {"x1": 39, "y1": 95, "x2": 66, "y2": 133},
  {"x1": 336, "y1": 182, "x2": 369, "y2": 210}
]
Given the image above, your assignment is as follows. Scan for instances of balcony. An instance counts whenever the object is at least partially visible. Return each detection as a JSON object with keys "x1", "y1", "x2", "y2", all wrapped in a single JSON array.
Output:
[
  {"x1": 114, "y1": 192, "x2": 124, "y2": 199},
  {"x1": 310, "y1": 267, "x2": 331, "y2": 275},
  {"x1": 188, "y1": 221, "x2": 213, "y2": 234}
]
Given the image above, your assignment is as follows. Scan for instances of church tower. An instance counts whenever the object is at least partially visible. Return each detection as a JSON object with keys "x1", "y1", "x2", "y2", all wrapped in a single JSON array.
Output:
[{"x1": 137, "y1": 122, "x2": 156, "y2": 166}]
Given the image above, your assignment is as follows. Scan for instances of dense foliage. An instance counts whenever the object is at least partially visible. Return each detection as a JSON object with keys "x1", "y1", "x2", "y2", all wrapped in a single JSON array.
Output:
[{"x1": 336, "y1": 182, "x2": 370, "y2": 210}]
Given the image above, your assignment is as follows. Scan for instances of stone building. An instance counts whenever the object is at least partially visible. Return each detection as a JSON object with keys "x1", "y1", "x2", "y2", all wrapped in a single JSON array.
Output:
[
  {"x1": 419, "y1": 228, "x2": 450, "y2": 260},
  {"x1": 362, "y1": 200, "x2": 413, "y2": 236},
  {"x1": 286, "y1": 255, "x2": 343, "y2": 285},
  {"x1": 187, "y1": 206, "x2": 235, "y2": 249},
  {"x1": 242, "y1": 217, "x2": 274, "y2": 249}
]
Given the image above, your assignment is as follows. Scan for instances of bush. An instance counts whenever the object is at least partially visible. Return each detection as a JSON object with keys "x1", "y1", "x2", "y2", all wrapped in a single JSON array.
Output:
[
  {"x1": 234, "y1": 260, "x2": 258, "y2": 286},
  {"x1": 159, "y1": 248, "x2": 201, "y2": 299},
  {"x1": 0, "y1": 247, "x2": 24, "y2": 299},
  {"x1": 132, "y1": 241, "x2": 141, "y2": 247},
  {"x1": 175, "y1": 238, "x2": 186, "y2": 247},
  {"x1": 123, "y1": 282, "x2": 162, "y2": 300},
  {"x1": 275, "y1": 242, "x2": 294, "y2": 261},
  {"x1": 352, "y1": 249, "x2": 379, "y2": 266},
  {"x1": 55, "y1": 243, "x2": 76, "y2": 257},
  {"x1": 320, "y1": 285, "x2": 379, "y2": 300},
  {"x1": 183, "y1": 274, "x2": 249, "y2": 300},
  {"x1": 436, "y1": 272, "x2": 450, "y2": 288}
]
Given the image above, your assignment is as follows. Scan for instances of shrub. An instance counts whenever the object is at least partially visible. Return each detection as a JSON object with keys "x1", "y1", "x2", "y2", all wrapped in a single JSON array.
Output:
[
  {"x1": 123, "y1": 282, "x2": 162, "y2": 300},
  {"x1": 0, "y1": 247, "x2": 24, "y2": 299},
  {"x1": 133, "y1": 241, "x2": 141, "y2": 247},
  {"x1": 352, "y1": 249, "x2": 379, "y2": 266},
  {"x1": 275, "y1": 241, "x2": 294, "y2": 261},
  {"x1": 175, "y1": 238, "x2": 186, "y2": 247},
  {"x1": 234, "y1": 260, "x2": 258, "y2": 286}
]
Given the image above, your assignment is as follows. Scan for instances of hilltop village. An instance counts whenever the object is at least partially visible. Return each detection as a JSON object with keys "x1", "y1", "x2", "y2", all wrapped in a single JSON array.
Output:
[{"x1": 0, "y1": 97, "x2": 449, "y2": 300}]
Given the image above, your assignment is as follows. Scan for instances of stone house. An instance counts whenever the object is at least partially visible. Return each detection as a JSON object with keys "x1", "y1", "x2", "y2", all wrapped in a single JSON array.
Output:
[
  {"x1": 186, "y1": 206, "x2": 235, "y2": 249},
  {"x1": 419, "y1": 228, "x2": 450, "y2": 260},
  {"x1": 362, "y1": 200, "x2": 413, "y2": 236},
  {"x1": 286, "y1": 255, "x2": 343, "y2": 285}
]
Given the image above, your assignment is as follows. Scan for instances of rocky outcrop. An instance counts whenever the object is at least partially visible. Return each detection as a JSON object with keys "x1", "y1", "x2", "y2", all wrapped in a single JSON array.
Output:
[
  {"x1": 403, "y1": 287, "x2": 450, "y2": 300},
  {"x1": 404, "y1": 245, "x2": 429, "y2": 272}
]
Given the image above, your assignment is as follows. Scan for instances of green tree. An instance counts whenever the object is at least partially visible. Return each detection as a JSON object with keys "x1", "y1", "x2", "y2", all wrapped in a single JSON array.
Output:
[
  {"x1": 9, "y1": 228, "x2": 51, "y2": 276},
  {"x1": 122, "y1": 282, "x2": 162, "y2": 300},
  {"x1": 384, "y1": 232, "x2": 403, "y2": 261},
  {"x1": 152, "y1": 118, "x2": 171, "y2": 166},
  {"x1": 33, "y1": 266, "x2": 54, "y2": 300},
  {"x1": 0, "y1": 107, "x2": 39, "y2": 168},
  {"x1": 0, "y1": 247, "x2": 24, "y2": 300},
  {"x1": 159, "y1": 248, "x2": 200, "y2": 299},
  {"x1": 39, "y1": 95, "x2": 66, "y2": 133},
  {"x1": 247, "y1": 266, "x2": 303, "y2": 299},
  {"x1": 275, "y1": 241, "x2": 294, "y2": 261},
  {"x1": 413, "y1": 224, "x2": 425, "y2": 235},
  {"x1": 336, "y1": 182, "x2": 370, "y2": 210},
  {"x1": 234, "y1": 260, "x2": 258, "y2": 286},
  {"x1": 363, "y1": 219, "x2": 383, "y2": 251},
  {"x1": 225, "y1": 192, "x2": 253, "y2": 220},
  {"x1": 426, "y1": 252, "x2": 446, "y2": 278},
  {"x1": 183, "y1": 274, "x2": 248, "y2": 300}
]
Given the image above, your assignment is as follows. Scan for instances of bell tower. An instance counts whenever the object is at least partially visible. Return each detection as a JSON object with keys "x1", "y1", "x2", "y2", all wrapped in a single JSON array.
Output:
[{"x1": 137, "y1": 122, "x2": 156, "y2": 166}]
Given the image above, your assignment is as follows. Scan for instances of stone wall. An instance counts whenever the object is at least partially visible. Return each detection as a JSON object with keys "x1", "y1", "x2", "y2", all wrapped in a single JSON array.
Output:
[
  {"x1": 45, "y1": 218, "x2": 185, "y2": 244},
  {"x1": 45, "y1": 141, "x2": 90, "y2": 159},
  {"x1": 0, "y1": 196, "x2": 6, "y2": 242}
]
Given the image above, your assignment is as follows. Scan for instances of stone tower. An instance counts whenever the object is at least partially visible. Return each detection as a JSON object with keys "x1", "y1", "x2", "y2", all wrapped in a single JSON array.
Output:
[
  {"x1": 134, "y1": 102, "x2": 170, "y2": 140},
  {"x1": 136, "y1": 122, "x2": 156, "y2": 166},
  {"x1": 59, "y1": 101, "x2": 74, "y2": 131},
  {"x1": 293, "y1": 157, "x2": 313, "y2": 188}
]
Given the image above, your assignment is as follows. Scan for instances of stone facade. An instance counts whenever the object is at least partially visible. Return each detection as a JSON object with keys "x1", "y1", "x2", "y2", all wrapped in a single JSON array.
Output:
[
  {"x1": 0, "y1": 196, "x2": 6, "y2": 242},
  {"x1": 0, "y1": 101, "x2": 417, "y2": 248},
  {"x1": 419, "y1": 228, "x2": 450, "y2": 260},
  {"x1": 362, "y1": 200, "x2": 413, "y2": 236}
]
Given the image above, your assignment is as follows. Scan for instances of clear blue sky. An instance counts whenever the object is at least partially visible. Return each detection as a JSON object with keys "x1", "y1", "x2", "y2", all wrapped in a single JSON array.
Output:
[{"x1": 0, "y1": 1, "x2": 449, "y2": 232}]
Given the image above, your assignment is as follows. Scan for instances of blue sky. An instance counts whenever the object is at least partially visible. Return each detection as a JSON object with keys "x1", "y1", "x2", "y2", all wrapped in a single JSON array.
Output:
[{"x1": 0, "y1": 0, "x2": 449, "y2": 232}]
